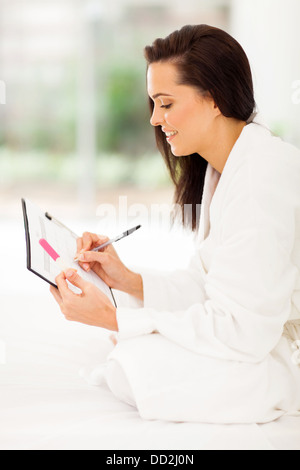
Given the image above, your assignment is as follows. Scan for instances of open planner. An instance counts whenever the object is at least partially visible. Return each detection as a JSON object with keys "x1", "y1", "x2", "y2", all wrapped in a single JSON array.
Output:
[{"x1": 21, "y1": 198, "x2": 117, "y2": 307}]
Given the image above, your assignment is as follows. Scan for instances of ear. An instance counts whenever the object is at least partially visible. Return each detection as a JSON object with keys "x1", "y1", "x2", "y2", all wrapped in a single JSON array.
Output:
[
  {"x1": 205, "y1": 93, "x2": 221, "y2": 117},
  {"x1": 212, "y1": 100, "x2": 221, "y2": 117}
]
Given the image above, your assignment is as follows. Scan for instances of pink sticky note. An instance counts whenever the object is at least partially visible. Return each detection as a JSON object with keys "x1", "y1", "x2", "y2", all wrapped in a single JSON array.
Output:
[{"x1": 39, "y1": 238, "x2": 60, "y2": 262}]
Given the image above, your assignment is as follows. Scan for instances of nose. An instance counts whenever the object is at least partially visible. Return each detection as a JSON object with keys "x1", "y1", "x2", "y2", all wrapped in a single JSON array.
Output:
[{"x1": 150, "y1": 105, "x2": 165, "y2": 127}]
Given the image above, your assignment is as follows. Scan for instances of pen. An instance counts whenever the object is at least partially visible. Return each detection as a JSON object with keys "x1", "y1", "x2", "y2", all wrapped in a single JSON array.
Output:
[{"x1": 74, "y1": 224, "x2": 141, "y2": 261}]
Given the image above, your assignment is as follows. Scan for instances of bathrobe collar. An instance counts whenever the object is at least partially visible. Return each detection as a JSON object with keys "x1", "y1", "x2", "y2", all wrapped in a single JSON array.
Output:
[{"x1": 198, "y1": 122, "x2": 266, "y2": 242}]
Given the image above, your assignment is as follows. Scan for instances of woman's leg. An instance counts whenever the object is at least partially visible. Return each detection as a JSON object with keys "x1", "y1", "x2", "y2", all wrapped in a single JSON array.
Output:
[{"x1": 106, "y1": 359, "x2": 137, "y2": 408}]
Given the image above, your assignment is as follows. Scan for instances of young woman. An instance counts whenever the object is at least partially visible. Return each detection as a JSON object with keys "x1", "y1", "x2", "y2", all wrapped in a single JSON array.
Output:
[{"x1": 50, "y1": 25, "x2": 300, "y2": 423}]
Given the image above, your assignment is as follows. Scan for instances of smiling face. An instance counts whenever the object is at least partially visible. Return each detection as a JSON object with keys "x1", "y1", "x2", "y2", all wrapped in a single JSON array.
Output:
[{"x1": 147, "y1": 61, "x2": 220, "y2": 158}]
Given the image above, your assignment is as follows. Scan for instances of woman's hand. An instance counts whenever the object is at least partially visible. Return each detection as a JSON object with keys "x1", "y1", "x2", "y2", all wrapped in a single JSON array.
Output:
[
  {"x1": 76, "y1": 232, "x2": 144, "y2": 301},
  {"x1": 50, "y1": 269, "x2": 118, "y2": 331}
]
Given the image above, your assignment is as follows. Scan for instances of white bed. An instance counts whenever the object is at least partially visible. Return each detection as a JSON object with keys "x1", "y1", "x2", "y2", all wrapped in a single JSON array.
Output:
[{"x1": 1, "y1": 218, "x2": 299, "y2": 450}]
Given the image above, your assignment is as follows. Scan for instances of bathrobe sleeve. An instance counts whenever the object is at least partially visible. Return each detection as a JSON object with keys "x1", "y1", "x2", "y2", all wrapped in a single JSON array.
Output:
[
  {"x1": 136, "y1": 258, "x2": 207, "y2": 311},
  {"x1": 112, "y1": 256, "x2": 207, "y2": 312},
  {"x1": 116, "y1": 154, "x2": 299, "y2": 363}
]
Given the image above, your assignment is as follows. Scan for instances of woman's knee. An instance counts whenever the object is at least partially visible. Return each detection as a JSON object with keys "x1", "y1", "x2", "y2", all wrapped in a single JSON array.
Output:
[{"x1": 106, "y1": 359, "x2": 136, "y2": 408}]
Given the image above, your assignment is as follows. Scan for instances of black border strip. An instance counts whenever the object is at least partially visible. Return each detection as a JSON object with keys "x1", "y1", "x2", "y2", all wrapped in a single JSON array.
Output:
[{"x1": 22, "y1": 198, "x2": 58, "y2": 289}]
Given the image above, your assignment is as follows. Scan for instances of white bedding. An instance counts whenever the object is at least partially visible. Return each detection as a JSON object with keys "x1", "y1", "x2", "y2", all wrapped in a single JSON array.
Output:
[
  {"x1": 1, "y1": 218, "x2": 299, "y2": 450},
  {"x1": 1, "y1": 293, "x2": 300, "y2": 450}
]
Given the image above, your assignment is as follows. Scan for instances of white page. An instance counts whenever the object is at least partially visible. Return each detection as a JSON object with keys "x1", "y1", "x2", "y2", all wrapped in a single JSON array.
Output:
[{"x1": 23, "y1": 198, "x2": 116, "y2": 306}]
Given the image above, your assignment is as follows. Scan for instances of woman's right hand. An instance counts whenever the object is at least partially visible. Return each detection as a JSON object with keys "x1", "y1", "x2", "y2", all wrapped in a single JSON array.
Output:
[{"x1": 75, "y1": 232, "x2": 143, "y2": 300}]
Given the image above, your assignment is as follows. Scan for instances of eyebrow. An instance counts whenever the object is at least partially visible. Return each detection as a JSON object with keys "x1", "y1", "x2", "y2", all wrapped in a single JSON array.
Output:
[{"x1": 151, "y1": 93, "x2": 173, "y2": 100}]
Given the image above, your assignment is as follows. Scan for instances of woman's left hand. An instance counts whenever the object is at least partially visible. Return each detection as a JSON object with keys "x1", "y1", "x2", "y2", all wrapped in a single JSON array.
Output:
[{"x1": 50, "y1": 269, "x2": 118, "y2": 331}]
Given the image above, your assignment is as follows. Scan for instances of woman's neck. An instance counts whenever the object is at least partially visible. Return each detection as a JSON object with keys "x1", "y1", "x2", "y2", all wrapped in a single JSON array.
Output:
[{"x1": 203, "y1": 117, "x2": 247, "y2": 174}]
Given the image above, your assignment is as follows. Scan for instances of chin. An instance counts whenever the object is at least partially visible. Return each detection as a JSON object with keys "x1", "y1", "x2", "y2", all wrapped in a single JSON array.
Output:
[{"x1": 171, "y1": 146, "x2": 191, "y2": 157}]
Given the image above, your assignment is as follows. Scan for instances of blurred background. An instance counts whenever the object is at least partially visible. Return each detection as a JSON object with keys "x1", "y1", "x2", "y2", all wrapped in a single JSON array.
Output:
[{"x1": 0, "y1": 0, "x2": 299, "y2": 299}]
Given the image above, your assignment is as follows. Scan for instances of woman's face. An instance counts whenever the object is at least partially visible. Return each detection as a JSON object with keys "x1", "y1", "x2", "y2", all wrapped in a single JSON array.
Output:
[{"x1": 147, "y1": 61, "x2": 219, "y2": 157}]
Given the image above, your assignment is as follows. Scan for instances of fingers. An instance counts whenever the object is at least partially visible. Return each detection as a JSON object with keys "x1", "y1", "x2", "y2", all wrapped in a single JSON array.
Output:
[
  {"x1": 50, "y1": 284, "x2": 62, "y2": 305},
  {"x1": 51, "y1": 268, "x2": 118, "y2": 330},
  {"x1": 76, "y1": 236, "x2": 83, "y2": 254},
  {"x1": 82, "y1": 232, "x2": 108, "y2": 251},
  {"x1": 54, "y1": 269, "x2": 83, "y2": 297},
  {"x1": 82, "y1": 232, "x2": 98, "y2": 251},
  {"x1": 77, "y1": 250, "x2": 108, "y2": 265},
  {"x1": 64, "y1": 269, "x2": 88, "y2": 291},
  {"x1": 76, "y1": 232, "x2": 97, "y2": 254},
  {"x1": 76, "y1": 232, "x2": 109, "y2": 257},
  {"x1": 55, "y1": 271, "x2": 71, "y2": 297}
]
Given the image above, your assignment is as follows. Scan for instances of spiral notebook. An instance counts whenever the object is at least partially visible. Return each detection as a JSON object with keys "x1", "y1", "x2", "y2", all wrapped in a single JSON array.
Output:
[{"x1": 21, "y1": 198, "x2": 117, "y2": 307}]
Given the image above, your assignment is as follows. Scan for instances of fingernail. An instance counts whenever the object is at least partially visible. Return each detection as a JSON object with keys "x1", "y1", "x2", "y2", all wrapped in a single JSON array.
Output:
[
  {"x1": 78, "y1": 254, "x2": 85, "y2": 261},
  {"x1": 66, "y1": 269, "x2": 75, "y2": 278},
  {"x1": 82, "y1": 263, "x2": 90, "y2": 271}
]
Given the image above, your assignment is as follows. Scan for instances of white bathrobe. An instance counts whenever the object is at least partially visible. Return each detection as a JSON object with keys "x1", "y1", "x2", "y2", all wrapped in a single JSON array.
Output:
[{"x1": 107, "y1": 121, "x2": 300, "y2": 423}]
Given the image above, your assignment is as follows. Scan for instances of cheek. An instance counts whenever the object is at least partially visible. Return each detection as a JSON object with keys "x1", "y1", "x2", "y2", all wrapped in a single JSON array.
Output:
[
  {"x1": 170, "y1": 103, "x2": 202, "y2": 132},
  {"x1": 165, "y1": 106, "x2": 186, "y2": 129}
]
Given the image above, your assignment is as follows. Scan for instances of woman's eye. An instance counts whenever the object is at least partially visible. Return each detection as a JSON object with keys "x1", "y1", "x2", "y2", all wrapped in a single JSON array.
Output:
[{"x1": 160, "y1": 104, "x2": 172, "y2": 109}]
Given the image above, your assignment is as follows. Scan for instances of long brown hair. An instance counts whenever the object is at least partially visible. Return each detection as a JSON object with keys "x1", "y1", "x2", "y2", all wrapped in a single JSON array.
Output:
[{"x1": 144, "y1": 24, "x2": 256, "y2": 231}]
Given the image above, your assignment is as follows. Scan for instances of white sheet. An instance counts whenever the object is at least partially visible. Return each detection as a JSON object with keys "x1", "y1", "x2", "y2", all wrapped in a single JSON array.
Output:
[
  {"x1": 1, "y1": 218, "x2": 300, "y2": 450},
  {"x1": 0, "y1": 293, "x2": 299, "y2": 450}
]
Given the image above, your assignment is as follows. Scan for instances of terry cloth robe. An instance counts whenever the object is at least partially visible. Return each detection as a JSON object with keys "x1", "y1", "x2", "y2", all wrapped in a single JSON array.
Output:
[{"x1": 107, "y1": 121, "x2": 300, "y2": 424}]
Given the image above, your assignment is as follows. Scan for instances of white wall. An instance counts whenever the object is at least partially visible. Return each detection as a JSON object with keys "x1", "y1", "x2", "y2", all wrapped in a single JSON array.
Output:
[{"x1": 230, "y1": 0, "x2": 300, "y2": 146}]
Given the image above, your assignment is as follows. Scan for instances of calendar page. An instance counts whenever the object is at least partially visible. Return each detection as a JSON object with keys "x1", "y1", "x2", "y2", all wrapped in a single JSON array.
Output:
[{"x1": 22, "y1": 198, "x2": 116, "y2": 307}]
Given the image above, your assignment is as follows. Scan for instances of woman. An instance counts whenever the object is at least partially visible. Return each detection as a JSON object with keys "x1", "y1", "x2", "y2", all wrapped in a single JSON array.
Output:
[{"x1": 50, "y1": 25, "x2": 300, "y2": 423}]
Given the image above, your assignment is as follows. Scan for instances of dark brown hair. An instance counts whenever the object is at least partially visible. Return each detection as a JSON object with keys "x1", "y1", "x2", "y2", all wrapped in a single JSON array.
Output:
[{"x1": 144, "y1": 24, "x2": 256, "y2": 231}]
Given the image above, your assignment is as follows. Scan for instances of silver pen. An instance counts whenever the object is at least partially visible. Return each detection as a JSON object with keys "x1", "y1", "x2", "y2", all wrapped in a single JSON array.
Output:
[{"x1": 74, "y1": 224, "x2": 141, "y2": 261}]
